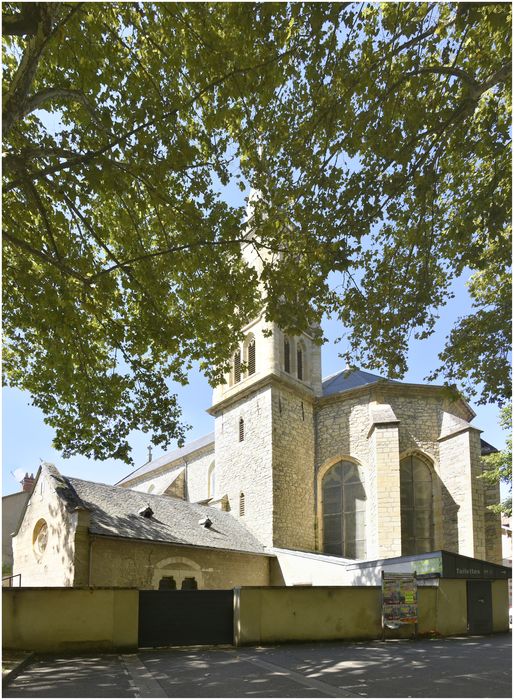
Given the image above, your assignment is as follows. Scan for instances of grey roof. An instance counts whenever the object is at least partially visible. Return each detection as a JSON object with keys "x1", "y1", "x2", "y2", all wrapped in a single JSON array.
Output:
[
  {"x1": 116, "y1": 432, "x2": 214, "y2": 486},
  {"x1": 480, "y1": 438, "x2": 499, "y2": 456},
  {"x1": 66, "y1": 476, "x2": 267, "y2": 555},
  {"x1": 322, "y1": 369, "x2": 394, "y2": 397}
]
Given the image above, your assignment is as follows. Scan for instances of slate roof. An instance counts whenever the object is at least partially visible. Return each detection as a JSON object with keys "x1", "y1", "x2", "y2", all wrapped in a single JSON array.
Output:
[
  {"x1": 66, "y1": 476, "x2": 267, "y2": 555},
  {"x1": 480, "y1": 438, "x2": 499, "y2": 456},
  {"x1": 322, "y1": 368, "x2": 394, "y2": 397},
  {"x1": 116, "y1": 432, "x2": 214, "y2": 486}
]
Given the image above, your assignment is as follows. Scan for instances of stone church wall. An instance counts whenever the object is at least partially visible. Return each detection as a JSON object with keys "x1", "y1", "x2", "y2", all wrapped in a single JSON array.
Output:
[
  {"x1": 271, "y1": 385, "x2": 315, "y2": 551},
  {"x1": 214, "y1": 386, "x2": 274, "y2": 546},
  {"x1": 186, "y1": 449, "x2": 215, "y2": 502}
]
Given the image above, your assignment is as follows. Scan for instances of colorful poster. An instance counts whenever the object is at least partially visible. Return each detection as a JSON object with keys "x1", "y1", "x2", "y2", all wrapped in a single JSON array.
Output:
[{"x1": 382, "y1": 572, "x2": 418, "y2": 625}]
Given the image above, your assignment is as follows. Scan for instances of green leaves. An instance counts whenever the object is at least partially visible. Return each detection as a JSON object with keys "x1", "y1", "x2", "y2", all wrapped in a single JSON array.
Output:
[{"x1": 2, "y1": 2, "x2": 511, "y2": 463}]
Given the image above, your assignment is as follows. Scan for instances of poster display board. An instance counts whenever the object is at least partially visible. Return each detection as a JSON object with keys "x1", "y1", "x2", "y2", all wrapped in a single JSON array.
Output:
[{"x1": 381, "y1": 571, "x2": 418, "y2": 627}]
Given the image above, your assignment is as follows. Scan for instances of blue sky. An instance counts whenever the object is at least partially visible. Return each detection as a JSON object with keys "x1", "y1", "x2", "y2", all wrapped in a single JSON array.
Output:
[{"x1": 2, "y1": 270, "x2": 507, "y2": 496}]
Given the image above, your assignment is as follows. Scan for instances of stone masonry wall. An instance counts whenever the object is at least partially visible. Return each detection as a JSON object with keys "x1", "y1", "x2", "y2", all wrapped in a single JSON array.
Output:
[
  {"x1": 372, "y1": 424, "x2": 402, "y2": 558},
  {"x1": 89, "y1": 539, "x2": 271, "y2": 589},
  {"x1": 438, "y1": 429, "x2": 476, "y2": 557},
  {"x1": 483, "y1": 467, "x2": 502, "y2": 564},
  {"x1": 469, "y1": 428, "x2": 486, "y2": 560},
  {"x1": 12, "y1": 470, "x2": 78, "y2": 586},
  {"x1": 271, "y1": 385, "x2": 316, "y2": 551},
  {"x1": 214, "y1": 386, "x2": 274, "y2": 546},
  {"x1": 314, "y1": 388, "x2": 495, "y2": 561},
  {"x1": 186, "y1": 450, "x2": 216, "y2": 503}
]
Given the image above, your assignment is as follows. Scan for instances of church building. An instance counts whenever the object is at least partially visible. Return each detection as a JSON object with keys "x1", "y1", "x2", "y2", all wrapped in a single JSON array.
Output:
[
  {"x1": 117, "y1": 318, "x2": 502, "y2": 569},
  {"x1": 9, "y1": 201, "x2": 503, "y2": 590}
]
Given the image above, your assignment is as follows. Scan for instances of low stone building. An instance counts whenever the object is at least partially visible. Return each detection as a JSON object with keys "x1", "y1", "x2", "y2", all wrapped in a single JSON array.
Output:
[{"x1": 12, "y1": 464, "x2": 271, "y2": 589}]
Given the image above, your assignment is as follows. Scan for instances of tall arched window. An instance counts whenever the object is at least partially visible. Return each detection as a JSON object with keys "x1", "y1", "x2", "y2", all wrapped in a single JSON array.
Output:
[
  {"x1": 248, "y1": 338, "x2": 256, "y2": 375},
  {"x1": 239, "y1": 418, "x2": 245, "y2": 442},
  {"x1": 321, "y1": 461, "x2": 366, "y2": 559},
  {"x1": 233, "y1": 350, "x2": 241, "y2": 383},
  {"x1": 284, "y1": 338, "x2": 291, "y2": 373},
  {"x1": 239, "y1": 492, "x2": 245, "y2": 516},
  {"x1": 400, "y1": 455, "x2": 434, "y2": 555}
]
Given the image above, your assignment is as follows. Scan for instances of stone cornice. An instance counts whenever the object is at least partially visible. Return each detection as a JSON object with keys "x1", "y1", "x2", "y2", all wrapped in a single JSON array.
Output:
[
  {"x1": 438, "y1": 425, "x2": 483, "y2": 443},
  {"x1": 316, "y1": 380, "x2": 475, "y2": 422},
  {"x1": 208, "y1": 371, "x2": 315, "y2": 415}
]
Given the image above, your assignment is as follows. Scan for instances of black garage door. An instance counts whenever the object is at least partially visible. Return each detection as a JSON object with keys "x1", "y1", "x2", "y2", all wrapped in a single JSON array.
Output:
[{"x1": 138, "y1": 590, "x2": 234, "y2": 647}]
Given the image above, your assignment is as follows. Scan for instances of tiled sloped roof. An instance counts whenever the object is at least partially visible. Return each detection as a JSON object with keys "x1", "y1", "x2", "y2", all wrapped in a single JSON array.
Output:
[
  {"x1": 66, "y1": 476, "x2": 266, "y2": 555},
  {"x1": 115, "y1": 432, "x2": 214, "y2": 486},
  {"x1": 322, "y1": 368, "x2": 393, "y2": 397}
]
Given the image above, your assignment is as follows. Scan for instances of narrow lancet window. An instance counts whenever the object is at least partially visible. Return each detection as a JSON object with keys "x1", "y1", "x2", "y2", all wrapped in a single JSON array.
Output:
[
  {"x1": 239, "y1": 418, "x2": 245, "y2": 442},
  {"x1": 234, "y1": 350, "x2": 241, "y2": 383},
  {"x1": 297, "y1": 347, "x2": 303, "y2": 380},
  {"x1": 248, "y1": 339, "x2": 256, "y2": 375},
  {"x1": 239, "y1": 492, "x2": 245, "y2": 517},
  {"x1": 284, "y1": 339, "x2": 290, "y2": 373}
]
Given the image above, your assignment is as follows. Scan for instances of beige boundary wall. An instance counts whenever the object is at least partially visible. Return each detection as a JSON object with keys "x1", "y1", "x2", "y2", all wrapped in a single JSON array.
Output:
[
  {"x1": 3, "y1": 588, "x2": 138, "y2": 653},
  {"x1": 3, "y1": 580, "x2": 509, "y2": 652},
  {"x1": 234, "y1": 580, "x2": 510, "y2": 645}
]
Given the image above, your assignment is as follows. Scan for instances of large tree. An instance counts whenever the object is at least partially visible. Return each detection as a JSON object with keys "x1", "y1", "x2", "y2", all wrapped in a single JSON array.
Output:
[{"x1": 3, "y1": 2, "x2": 511, "y2": 463}]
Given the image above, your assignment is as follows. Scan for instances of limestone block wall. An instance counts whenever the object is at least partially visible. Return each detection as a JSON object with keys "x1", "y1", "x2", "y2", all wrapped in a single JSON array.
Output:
[
  {"x1": 483, "y1": 470, "x2": 502, "y2": 564},
  {"x1": 271, "y1": 385, "x2": 315, "y2": 551},
  {"x1": 89, "y1": 538, "x2": 271, "y2": 589},
  {"x1": 12, "y1": 470, "x2": 79, "y2": 586},
  {"x1": 186, "y1": 450, "x2": 216, "y2": 502},
  {"x1": 469, "y1": 428, "x2": 486, "y2": 560},
  {"x1": 214, "y1": 386, "x2": 274, "y2": 545},
  {"x1": 438, "y1": 429, "x2": 483, "y2": 558},
  {"x1": 372, "y1": 423, "x2": 402, "y2": 558},
  {"x1": 313, "y1": 387, "x2": 496, "y2": 561},
  {"x1": 128, "y1": 466, "x2": 185, "y2": 496},
  {"x1": 315, "y1": 394, "x2": 380, "y2": 560}
]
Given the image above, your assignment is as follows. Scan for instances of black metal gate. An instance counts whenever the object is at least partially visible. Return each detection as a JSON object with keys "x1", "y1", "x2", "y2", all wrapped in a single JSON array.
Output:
[
  {"x1": 467, "y1": 580, "x2": 493, "y2": 634},
  {"x1": 138, "y1": 590, "x2": 234, "y2": 647}
]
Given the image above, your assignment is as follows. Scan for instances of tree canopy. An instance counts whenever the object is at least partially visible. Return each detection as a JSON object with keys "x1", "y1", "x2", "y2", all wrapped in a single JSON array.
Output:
[{"x1": 3, "y1": 2, "x2": 511, "y2": 463}]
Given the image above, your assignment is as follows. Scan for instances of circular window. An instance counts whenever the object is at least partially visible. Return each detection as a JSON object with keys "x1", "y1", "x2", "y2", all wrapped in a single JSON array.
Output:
[{"x1": 32, "y1": 519, "x2": 48, "y2": 556}]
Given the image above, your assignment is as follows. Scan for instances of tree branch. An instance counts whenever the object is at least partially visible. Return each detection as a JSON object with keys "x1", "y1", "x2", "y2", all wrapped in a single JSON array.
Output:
[
  {"x1": 21, "y1": 87, "x2": 95, "y2": 120},
  {"x1": 3, "y1": 3, "x2": 83, "y2": 138},
  {"x1": 5, "y1": 44, "x2": 300, "y2": 192},
  {"x1": 2, "y1": 3, "x2": 42, "y2": 36}
]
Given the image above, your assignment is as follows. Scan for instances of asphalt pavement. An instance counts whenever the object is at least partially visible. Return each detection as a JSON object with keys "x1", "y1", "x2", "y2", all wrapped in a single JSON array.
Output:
[{"x1": 3, "y1": 633, "x2": 512, "y2": 698}]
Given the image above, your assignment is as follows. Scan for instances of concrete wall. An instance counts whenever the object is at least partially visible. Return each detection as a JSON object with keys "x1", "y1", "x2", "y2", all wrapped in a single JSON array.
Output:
[
  {"x1": 492, "y1": 579, "x2": 510, "y2": 631},
  {"x1": 3, "y1": 588, "x2": 138, "y2": 652},
  {"x1": 235, "y1": 580, "x2": 510, "y2": 645},
  {"x1": 235, "y1": 586, "x2": 442, "y2": 645}
]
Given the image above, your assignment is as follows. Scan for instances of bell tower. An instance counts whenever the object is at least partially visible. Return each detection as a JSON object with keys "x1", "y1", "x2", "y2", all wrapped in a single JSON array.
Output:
[{"x1": 208, "y1": 191, "x2": 320, "y2": 550}]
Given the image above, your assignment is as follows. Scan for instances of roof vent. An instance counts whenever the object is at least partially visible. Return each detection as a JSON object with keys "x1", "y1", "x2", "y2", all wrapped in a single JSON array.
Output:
[
  {"x1": 199, "y1": 517, "x2": 212, "y2": 529},
  {"x1": 139, "y1": 504, "x2": 154, "y2": 518}
]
